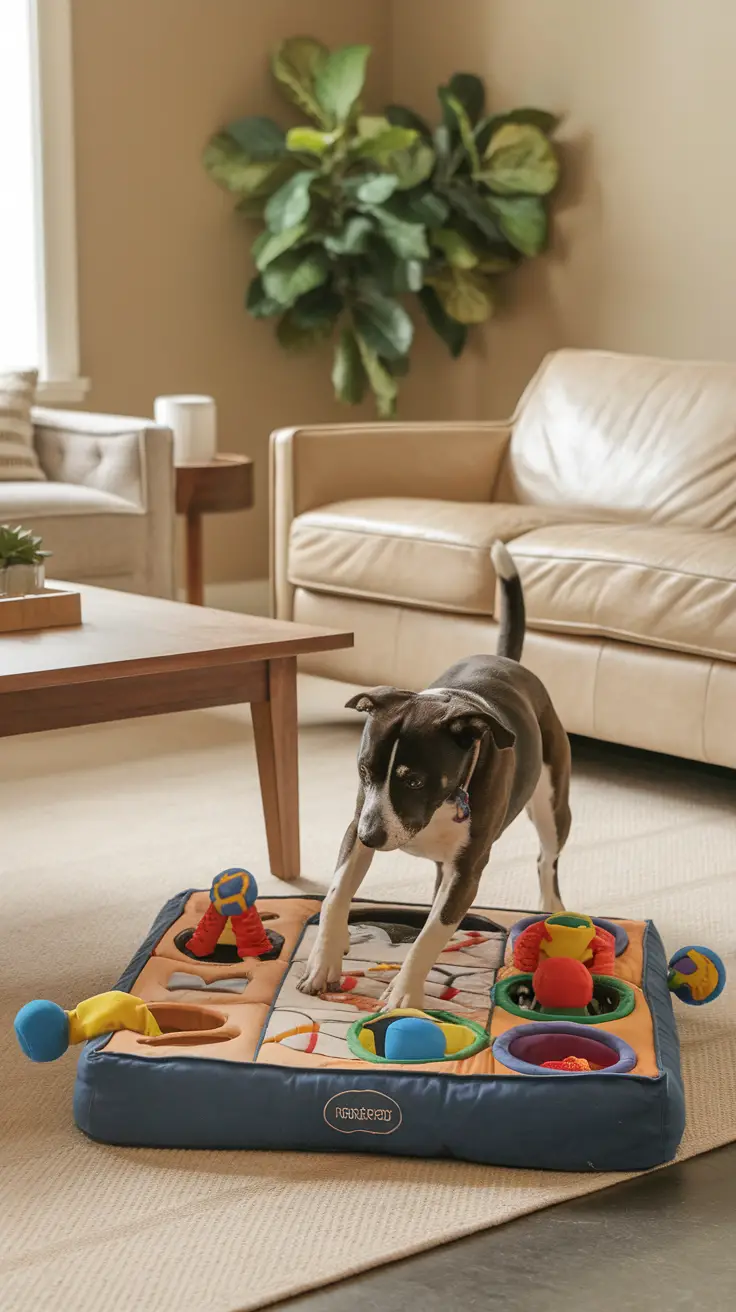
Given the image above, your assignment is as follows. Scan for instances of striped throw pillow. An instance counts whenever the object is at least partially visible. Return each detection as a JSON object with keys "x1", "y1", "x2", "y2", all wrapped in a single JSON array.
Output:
[{"x1": 0, "y1": 369, "x2": 45, "y2": 481}]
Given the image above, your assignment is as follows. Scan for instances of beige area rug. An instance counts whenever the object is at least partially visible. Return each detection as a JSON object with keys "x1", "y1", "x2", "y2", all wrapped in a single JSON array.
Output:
[{"x1": 1, "y1": 676, "x2": 735, "y2": 1311}]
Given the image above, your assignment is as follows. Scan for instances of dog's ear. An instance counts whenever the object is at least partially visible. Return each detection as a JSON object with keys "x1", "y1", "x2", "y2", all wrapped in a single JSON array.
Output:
[
  {"x1": 345, "y1": 687, "x2": 413, "y2": 716},
  {"x1": 444, "y1": 710, "x2": 516, "y2": 752}
]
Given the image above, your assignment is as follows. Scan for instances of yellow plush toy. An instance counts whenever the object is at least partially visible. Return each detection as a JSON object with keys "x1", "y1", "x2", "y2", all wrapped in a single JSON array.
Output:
[{"x1": 15, "y1": 991, "x2": 161, "y2": 1063}]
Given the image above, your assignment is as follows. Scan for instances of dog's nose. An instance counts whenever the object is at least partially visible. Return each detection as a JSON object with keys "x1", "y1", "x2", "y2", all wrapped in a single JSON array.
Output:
[{"x1": 358, "y1": 823, "x2": 387, "y2": 850}]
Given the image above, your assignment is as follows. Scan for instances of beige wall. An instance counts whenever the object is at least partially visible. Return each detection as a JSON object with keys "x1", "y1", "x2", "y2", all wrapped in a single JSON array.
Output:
[
  {"x1": 71, "y1": 0, "x2": 391, "y2": 586},
  {"x1": 72, "y1": 0, "x2": 736, "y2": 586},
  {"x1": 392, "y1": 0, "x2": 736, "y2": 420}
]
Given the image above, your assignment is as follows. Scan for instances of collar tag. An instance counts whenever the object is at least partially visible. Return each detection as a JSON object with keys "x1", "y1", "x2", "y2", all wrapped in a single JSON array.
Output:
[{"x1": 453, "y1": 788, "x2": 471, "y2": 824}]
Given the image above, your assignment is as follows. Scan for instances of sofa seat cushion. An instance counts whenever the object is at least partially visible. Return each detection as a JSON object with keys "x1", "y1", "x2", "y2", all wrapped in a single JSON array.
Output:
[
  {"x1": 0, "y1": 479, "x2": 141, "y2": 518},
  {"x1": 288, "y1": 499, "x2": 583, "y2": 615},
  {"x1": 509, "y1": 523, "x2": 736, "y2": 662},
  {"x1": 0, "y1": 480, "x2": 146, "y2": 583}
]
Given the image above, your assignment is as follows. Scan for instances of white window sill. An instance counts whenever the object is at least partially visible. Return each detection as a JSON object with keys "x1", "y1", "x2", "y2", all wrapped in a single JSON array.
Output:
[{"x1": 36, "y1": 377, "x2": 91, "y2": 404}]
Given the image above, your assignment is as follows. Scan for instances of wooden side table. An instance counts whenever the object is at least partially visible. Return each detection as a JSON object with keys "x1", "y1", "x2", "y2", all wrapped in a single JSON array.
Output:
[{"x1": 175, "y1": 454, "x2": 254, "y2": 605}]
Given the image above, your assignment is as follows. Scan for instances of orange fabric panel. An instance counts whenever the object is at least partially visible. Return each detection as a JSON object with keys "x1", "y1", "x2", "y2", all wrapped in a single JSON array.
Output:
[
  {"x1": 121, "y1": 954, "x2": 288, "y2": 1008},
  {"x1": 152, "y1": 893, "x2": 319, "y2": 965},
  {"x1": 105, "y1": 1003, "x2": 268, "y2": 1063},
  {"x1": 489, "y1": 984, "x2": 659, "y2": 1077}
]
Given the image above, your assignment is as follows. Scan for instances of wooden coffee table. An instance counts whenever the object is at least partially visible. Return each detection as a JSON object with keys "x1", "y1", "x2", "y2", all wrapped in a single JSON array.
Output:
[{"x1": 0, "y1": 584, "x2": 352, "y2": 881}]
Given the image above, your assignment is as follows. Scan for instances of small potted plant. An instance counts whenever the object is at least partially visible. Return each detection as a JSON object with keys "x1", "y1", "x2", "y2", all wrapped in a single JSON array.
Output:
[{"x1": 0, "y1": 525, "x2": 51, "y2": 597}]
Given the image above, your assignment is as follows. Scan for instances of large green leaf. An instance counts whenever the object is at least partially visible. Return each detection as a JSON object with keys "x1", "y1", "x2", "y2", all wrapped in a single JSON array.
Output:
[
  {"x1": 356, "y1": 115, "x2": 392, "y2": 139},
  {"x1": 418, "y1": 285, "x2": 467, "y2": 358},
  {"x1": 353, "y1": 290, "x2": 414, "y2": 361},
  {"x1": 367, "y1": 207, "x2": 429, "y2": 259},
  {"x1": 445, "y1": 182, "x2": 505, "y2": 243},
  {"x1": 245, "y1": 276, "x2": 282, "y2": 319},
  {"x1": 264, "y1": 170, "x2": 318, "y2": 233},
  {"x1": 286, "y1": 126, "x2": 339, "y2": 156},
  {"x1": 367, "y1": 242, "x2": 423, "y2": 295},
  {"x1": 324, "y1": 215, "x2": 374, "y2": 254},
  {"x1": 446, "y1": 73, "x2": 485, "y2": 125},
  {"x1": 390, "y1": 189, "x2": 450, "y2": 227},
  {"x1": 391, "y1": 140, "x2": 435, "y2": 190},
  {"x1": 475, "y1": 109, "x2": 559, "y2": 156},
  {"x1": 432, "y1": 228, "x2": 478, "y2": 269},
  {"x1": 355, "y1": 333, "x2": 398, "y2": 418},
  {"x1": 227, "y1": 116, "x2": 286, "y2": 159},
  {"x1": 385, "y1": 104, "x2": 433, "y2": 138},
  {"x1": 397, "y1": 259, "x2": 424, "y2": 293},
  {"x1": 487, "y1": 195, "x2": 548, "y2": 255},
  {"x1": 262, "y1": 249, "x2": 329, "y2": 306},
  {"x1": 253, "y1": 223, "x2": 309, "y2": 271},
  {"x1": 290, "y1": 284, "x2": 344, "y2": 331},
  {"x1": 271, "y1": 37, "x2": 329, "y2": 124},
  {"x1": 203, "y1": 134, "x2": 291, "y2": 196},
  {"x1": 314, "y1": 44, "x2": 371, "y2": 125},
  {"x1": 482, "y1": 123, "x2": 559, "y2": 195},
  {"x1": 345, "y1": 172, "x2": 398, "y2": 204},
  {"x1": 332, "y1": 328, "x2": 367, "y2": 405},
  {"x1": 353, "y1": 118, "x2": 419, "y2": 168},
  {"x1": 427, "y1": 268, "x2": 494, "y2": 323},
  {"x1": 277, "y1": 307, "x2": 335, "y2": 351},
  {"x1": 438, "y1": 90, "x2": 479, "y2": 173}
]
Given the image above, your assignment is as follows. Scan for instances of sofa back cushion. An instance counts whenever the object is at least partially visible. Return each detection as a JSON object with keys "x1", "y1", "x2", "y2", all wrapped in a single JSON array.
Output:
[{"x1": 508, "y1": 350, "x2": 736, "y2": 530}]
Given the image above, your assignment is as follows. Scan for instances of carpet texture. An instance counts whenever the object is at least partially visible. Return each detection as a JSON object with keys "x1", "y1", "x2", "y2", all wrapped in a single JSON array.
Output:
[{"x1": 1, "y1": 676, "x2": 734, "y2": 1311}]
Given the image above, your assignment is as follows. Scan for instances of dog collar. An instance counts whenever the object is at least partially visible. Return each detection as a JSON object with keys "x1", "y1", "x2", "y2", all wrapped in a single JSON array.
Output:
[{"x1": 453, "y1": 787, "x2": 471, "y2": 823}]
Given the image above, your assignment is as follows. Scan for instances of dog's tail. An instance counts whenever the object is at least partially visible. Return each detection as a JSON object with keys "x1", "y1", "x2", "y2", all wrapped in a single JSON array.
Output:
[{"x1": 491, "y1": 540, "x2": 525, "y2": 662}]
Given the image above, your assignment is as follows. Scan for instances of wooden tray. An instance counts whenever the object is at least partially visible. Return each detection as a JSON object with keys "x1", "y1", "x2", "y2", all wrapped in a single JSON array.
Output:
[{"x1": 0, "y1": 587, "x2": 82, "y2": 634}]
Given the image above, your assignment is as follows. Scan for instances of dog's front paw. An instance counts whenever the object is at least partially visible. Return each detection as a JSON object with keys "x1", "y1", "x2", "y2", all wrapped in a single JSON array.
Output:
[
  {"x1": 379, "y1": 974, "x2": 425, "y2": 1012},
  {"x1": 297, "y1": 946, "x2": 344, "y2": 996}
]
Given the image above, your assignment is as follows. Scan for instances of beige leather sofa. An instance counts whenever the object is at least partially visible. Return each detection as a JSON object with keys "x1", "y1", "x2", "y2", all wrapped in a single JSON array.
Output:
[
  {"x1": 271, "y1": 350, "x2": 736, "y2": 769},
  {"x1": 0, "y1": 407, "x2": 175, "y2": 597}
]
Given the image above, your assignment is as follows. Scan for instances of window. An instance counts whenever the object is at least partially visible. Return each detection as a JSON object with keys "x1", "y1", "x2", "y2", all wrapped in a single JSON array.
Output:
[{"x1": 0, "y1": 0, "x2": 86, "y2": 400}]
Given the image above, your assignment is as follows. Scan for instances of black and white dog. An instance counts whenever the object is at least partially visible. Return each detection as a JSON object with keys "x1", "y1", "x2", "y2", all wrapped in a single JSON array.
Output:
[{"x1": 299, "y1": 542, "x2": 571, "y2": 1012}]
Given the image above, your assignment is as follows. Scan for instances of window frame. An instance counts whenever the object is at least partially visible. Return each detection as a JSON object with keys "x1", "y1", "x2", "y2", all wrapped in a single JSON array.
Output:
[{"x1": 30, "y1": 0, "x2": 88, "y2": 402}]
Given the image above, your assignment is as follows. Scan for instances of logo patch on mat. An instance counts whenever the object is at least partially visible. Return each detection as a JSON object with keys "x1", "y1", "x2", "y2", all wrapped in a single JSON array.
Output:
[{"x1": 323, "y1": 1089, "x2": 402, "y2": 1135}]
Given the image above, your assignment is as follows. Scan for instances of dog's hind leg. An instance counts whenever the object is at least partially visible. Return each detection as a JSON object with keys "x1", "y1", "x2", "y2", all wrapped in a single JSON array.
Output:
[
  {"x1": 527, "y1": 708, "x2": 571, "y2": 913},
  {"x1": 298, "y1": 822, "x2": 374, "y2": 995}
]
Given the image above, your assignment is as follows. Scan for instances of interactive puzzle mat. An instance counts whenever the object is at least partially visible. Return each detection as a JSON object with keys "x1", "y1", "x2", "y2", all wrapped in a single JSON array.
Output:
[{"x1": 36, "y1": 869, "x2": 709, "y2": 1173}]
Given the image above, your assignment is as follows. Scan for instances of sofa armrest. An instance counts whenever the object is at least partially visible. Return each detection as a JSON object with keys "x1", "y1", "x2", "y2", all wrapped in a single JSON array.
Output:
[
  {"x1": 32, "y1": 407, "x2": 176, "y2": 597},
  {"x1": 270, "y1": 420, "x2": 511, "y2": 618}
]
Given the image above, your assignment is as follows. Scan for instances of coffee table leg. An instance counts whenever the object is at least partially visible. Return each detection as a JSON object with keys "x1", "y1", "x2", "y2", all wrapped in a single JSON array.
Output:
[
  {"x1": 251, "y1": 656, "x2": 300, "y2": 881},
  {"x1": 186, "y1": 511, "x2": 204, "y2": 605}
]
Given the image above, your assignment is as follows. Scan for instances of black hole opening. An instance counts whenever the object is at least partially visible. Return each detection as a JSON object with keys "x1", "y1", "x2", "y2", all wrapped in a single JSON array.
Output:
[
  {"x1": 174, "y1": 927, "x2": 284, "y2": 963},
  {"x1": 346, "y1": 907, "x2": 505, "y2": 933},
  {"x1": 508, "y1": 977, "x2": 624, "y2": 1016}
]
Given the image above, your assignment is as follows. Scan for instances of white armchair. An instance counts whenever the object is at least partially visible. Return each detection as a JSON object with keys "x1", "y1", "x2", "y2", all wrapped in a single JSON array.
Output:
[{"x1": 0, "y1": 407, "x2": 175, "y2": 598}]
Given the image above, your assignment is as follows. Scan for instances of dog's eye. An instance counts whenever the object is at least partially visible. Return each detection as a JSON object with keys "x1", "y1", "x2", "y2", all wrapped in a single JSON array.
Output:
[{"x1": 406, "y1": 775, "x2": 425, "y2": 790}]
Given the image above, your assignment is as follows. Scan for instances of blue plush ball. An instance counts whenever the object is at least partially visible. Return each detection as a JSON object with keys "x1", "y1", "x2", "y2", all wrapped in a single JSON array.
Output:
[
  {"x1": 384, "y1": 1017, "x2": 446, "y2": 1062},
  {"x1": 210, "y1": 868, "x2": 258, "y2": 916},
  {"x1": 14, "y1": 1000, "x2": 70, "y2": 1063}
]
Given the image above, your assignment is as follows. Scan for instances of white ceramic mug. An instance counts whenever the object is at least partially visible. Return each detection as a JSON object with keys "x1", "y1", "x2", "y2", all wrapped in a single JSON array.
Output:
[{"x1": 154, "y1": 395, "x2": 217, "y2": 464}]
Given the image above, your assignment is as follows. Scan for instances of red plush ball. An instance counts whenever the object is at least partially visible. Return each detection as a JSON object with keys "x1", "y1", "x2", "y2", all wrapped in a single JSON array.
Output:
[{"x1": 533, "y1": 957, "x2": 594, "y2": 1010}]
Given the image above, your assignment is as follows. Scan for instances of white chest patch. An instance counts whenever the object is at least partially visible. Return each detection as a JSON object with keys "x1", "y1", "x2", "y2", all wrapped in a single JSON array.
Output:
[{"x1": 401, "y1": 801, "x2": 471, "y2": 863}]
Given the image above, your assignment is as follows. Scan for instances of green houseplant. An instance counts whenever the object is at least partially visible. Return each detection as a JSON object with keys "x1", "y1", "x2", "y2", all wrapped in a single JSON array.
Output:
[
  {"x1": 204, "y1": 38, "x2": 560, "y2": 417},
  {"x1": 0, "y1": 524, "x2": 50, "y2": 597}
]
